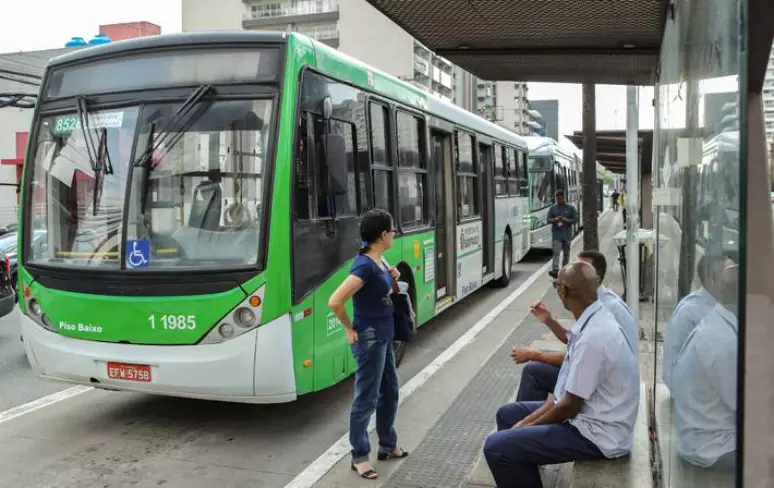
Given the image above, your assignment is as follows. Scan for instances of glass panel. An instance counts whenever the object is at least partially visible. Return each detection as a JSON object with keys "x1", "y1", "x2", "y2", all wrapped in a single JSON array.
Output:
[
  {"x1": 459, "y1": 176, "x2": 478, "y2": 218},
  {"x1": 125, "y1": 99, "x2": 272, "y2": 270},
  {"x1": 369, "y1": 103, "x2": 391, "y2": 167},
  {"x1": 529, "y1": 170, "x2": 554, "y2": 210},
  {"x1": 373, "y1": 169, "x2": 393, "y2": 211},
  {"x1": 397, "y1": 172, "x2": 426, "y2": 227},
  {"x1": 27, "y1": 108, "x2": 140, "y2": 268},
  {"x1": 456, "y1": 132, "x2": 474, "y2": 174},
  {"x1": 653, "y1": 0, "x2": 742, "y2": 485},
  {"x1": 494, "y1": 144, "x2": 506, "y2": 178},
  {"x1": 397, "y1": 112, "x2": 424, "y2": 169}
]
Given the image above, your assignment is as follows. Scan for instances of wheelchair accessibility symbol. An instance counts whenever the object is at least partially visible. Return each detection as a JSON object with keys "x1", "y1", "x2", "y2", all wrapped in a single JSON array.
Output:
[{"x1": 126, "y1": 240, "x2": 150, "y2": 269}]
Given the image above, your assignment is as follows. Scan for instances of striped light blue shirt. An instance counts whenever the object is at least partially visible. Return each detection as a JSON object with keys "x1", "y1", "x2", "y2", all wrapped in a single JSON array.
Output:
[
  {"x1": 662, "y1": 288, "x2": 717, "y2": 392},
  {"x1": 598, "y1": 284, "x2": 638, "y2": 353},
  {"x1": 554, "y1": 300, "x2": 641, "y2": 458}
]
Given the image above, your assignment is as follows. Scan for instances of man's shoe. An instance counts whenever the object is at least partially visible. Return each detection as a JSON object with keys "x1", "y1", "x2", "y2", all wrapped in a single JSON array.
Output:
[{"x1": 548, "y1": 269, "x2": 558, "y2": 279}]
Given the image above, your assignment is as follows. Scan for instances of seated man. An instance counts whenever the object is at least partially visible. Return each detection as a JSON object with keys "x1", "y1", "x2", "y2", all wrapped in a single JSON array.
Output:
[
  {"x1": 513, "y1": 250, "x2": 637, "y2": 402},
  {"x1": 485, "y1": 262, "x2": 640, "y2": 488},
  {"x1": 671, "y1": 261, "x2": 738, "y2": 472},
  {"x1": 662, "y1": 253, "x2": 733, "y2": 392}
]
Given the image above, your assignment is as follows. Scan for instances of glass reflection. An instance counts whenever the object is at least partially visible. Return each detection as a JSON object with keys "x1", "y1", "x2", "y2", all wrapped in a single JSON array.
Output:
[{"x1": 653, "y1": 0, "x2": 742, "y2": 485}]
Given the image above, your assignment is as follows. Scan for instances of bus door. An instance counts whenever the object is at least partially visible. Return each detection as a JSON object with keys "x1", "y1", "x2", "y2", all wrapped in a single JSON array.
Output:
[
  {"x1": 431, "y1": 130, "x2": 455, "y2": 301},
  {"x1": 479, "y1": 143, "x2": 495, "y2": 275}
]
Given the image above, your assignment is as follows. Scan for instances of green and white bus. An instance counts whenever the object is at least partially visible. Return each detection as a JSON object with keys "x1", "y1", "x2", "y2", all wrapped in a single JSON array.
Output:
[{"x1": 19, "y1": 31, "x2": 531, "y2": 403}]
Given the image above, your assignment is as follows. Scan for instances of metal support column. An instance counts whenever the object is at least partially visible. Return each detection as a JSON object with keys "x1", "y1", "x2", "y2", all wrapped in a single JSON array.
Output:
[
  {"x1": 582, "y1": 83, "x2": 599, "y2": 250},
  {"x1": 625, "y1": 86, "x2": 640, "y2": 318}
]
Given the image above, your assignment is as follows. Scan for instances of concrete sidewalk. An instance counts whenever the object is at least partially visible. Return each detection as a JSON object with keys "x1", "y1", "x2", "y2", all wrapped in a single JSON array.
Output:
[{"x1": 313, "y1": 209, "x2": 634, "y2": 488}]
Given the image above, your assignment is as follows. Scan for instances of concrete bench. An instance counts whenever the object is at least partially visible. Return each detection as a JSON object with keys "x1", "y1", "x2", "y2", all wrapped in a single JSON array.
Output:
[{"x1": 466, "y1": 384, "x2": 652, "y2": 488}]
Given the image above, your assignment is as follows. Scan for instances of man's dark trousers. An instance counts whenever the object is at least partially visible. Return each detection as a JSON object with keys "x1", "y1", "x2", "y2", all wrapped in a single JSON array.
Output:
[
  {"x1": 483, "y1": 402, "x2": 605, "y2": 488},
  {"x1": 516, "y1": 361, "x2": 561, "y2": 402}
]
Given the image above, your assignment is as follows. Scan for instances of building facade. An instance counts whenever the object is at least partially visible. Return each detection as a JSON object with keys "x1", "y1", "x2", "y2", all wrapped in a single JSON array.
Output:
[
  {"x1": 530, "y1": 99, "x2": 559, "y2": 140},
  {"x1": 182, "y1": 0, "x2": 548, "y2": 119},
  {"x1": 764, "y1": 46, "x2": 774, "y2": 147}
]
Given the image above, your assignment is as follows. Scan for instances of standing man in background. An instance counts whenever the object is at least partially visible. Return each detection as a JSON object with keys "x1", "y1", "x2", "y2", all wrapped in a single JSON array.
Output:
[
  {"x1": 547, "y1": 190, "x2": 579, "y2": 279},
  {"x1": 620, "y1": 189, "x2": 628, "y2": 228},
  {"x1": 611, "y1": 188, "x2": 620, "y2": 212}
]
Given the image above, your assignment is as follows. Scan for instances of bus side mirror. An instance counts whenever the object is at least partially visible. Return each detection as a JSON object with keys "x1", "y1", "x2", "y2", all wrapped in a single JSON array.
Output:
[{"x1": 323, "y1": 133, "x2": 348, "y2": 196}]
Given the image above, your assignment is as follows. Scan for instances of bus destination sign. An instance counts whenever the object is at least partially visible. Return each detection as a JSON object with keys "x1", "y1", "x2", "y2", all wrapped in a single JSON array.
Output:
[{"x1": 53, "y1": 111, "x2": 125, "y2": 135}]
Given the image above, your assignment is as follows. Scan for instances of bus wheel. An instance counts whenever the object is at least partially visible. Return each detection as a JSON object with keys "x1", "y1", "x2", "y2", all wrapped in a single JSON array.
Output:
[{"x1": 493, "y1": 234, "x2": 513, "y2": 288}]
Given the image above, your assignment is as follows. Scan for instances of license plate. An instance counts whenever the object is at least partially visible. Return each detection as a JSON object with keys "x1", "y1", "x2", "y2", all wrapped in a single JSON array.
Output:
[{"x1": 107, "y1": 362, "x2": 152, "y2": 382}]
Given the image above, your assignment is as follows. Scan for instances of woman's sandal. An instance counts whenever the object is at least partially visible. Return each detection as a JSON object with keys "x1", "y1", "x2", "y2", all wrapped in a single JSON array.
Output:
[
  {"x1": 377, "y1": 449, "x2": 410, "y2": 461},
  {"x1": 351, "y1": 463, "x2": 379, "y2": 480}
]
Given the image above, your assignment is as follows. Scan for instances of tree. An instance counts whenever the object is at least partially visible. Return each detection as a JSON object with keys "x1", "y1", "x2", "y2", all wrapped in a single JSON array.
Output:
[{"x1": 582, "y1": 84, "x2": 599, "y2": 250}]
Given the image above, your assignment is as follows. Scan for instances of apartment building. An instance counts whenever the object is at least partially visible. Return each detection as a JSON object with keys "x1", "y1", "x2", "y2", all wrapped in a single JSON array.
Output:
[
  {"x1": 182, "y1": 0, "x2": 457, "y2": 103},
  {"x1": 475, "y1": 81, "x2": 543, "y2": 136}
]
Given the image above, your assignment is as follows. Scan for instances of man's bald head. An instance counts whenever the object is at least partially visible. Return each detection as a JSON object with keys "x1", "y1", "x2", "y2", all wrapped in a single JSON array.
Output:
[{"x1": 557, "y1": 261, "x2": 600, "y2": 305}]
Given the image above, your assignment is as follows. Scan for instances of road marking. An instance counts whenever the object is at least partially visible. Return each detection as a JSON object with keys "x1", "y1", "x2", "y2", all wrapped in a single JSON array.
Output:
[
  {"x1": 0, "y1": 210, "x2": 611, "y2": 464},
  {"x1": 0, "y1": 386, "x2": 93, "y2": 425},
  {"x1": 285, "y1": 212, "x2": 612, "y2": 488}
]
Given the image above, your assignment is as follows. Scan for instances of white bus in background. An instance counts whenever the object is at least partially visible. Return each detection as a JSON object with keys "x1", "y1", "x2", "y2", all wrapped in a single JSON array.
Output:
[
  {"x1": 696, "y1": 130, "x2": 740, "y2": 252},
  {"x1": 524, "y1": 136, "x2": 583, "y2": 250}
]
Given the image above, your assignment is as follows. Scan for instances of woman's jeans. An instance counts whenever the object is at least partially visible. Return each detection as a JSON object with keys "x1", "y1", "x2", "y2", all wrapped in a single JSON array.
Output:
[{"x1": 349, "y1": 327, "x2": 399, "y2": 463}]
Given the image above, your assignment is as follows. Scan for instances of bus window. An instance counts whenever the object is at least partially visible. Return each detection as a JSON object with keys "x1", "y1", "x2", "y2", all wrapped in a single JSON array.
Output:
[
  {"x1": 494, "y1": 145, "x2": 507, "y2": 196},
  {"x1": 396, "y1": 111, "x2": 428, "y2": 228},
  {"x1": 368, "y1": 102, "x2": 394, "y2": 213},
  {"x1": 294, "y1": 114, "x2": 358, "y2": 220},
  {"x1": 508, "y1": 148, "x2": 520, "y2": 196},
  {"x1": 455, "y1": 131, "x2": 478, "y2": 219},
  {"x1": 519, "y1": 151, "x2": 529, "y2": 196}
]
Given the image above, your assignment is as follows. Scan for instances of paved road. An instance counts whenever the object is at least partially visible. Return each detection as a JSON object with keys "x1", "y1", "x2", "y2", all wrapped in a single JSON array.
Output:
[
  {"x1": 0, "y1": 251, "x2": 552, "y2": 488},
  {"x1": 0, "y1": 308, "x2": 76, "y2": 411}
]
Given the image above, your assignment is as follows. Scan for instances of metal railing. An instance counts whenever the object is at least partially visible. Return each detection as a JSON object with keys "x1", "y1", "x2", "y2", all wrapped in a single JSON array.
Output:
[
  {"x1": 294, "y1": 25, "x2": 339, "y2": 40},
  {"x1": 245, "y1": 0, "x2": 339, "y2": 20}
]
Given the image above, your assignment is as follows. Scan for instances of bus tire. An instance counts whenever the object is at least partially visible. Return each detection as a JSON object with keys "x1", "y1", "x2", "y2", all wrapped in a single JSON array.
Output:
[{"x1": 493, "y1": 234, "x2": 513, "y2": 288}]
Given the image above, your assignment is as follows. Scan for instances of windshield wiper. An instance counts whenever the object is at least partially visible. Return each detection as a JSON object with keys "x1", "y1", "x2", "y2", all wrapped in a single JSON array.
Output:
[
  {"x1": 77, "y1": 97, "x2": 113, "y2": 216},
  {"x1": 132, "y1": 84, "x2": 215, "y2": 169},
  {"x1": 132, "y1": 84, "x2": 215, "y2": 216}
]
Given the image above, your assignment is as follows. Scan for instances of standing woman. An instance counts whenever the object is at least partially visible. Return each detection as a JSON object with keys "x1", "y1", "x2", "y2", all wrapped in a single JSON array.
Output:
[{"x1": 328, "y1": 209, "x2": 409, "y2": 480}]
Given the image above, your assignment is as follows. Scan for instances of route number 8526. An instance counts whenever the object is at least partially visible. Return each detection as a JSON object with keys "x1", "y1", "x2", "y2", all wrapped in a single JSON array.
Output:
[{"x1": 148, "y1": 314, "x2": 196, "y2": 330}]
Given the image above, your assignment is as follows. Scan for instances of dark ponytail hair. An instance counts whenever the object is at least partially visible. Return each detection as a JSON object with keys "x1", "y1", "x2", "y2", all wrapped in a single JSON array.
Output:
[{"x1": 358, "y1": 209, "x2": 393, "y2": 255}]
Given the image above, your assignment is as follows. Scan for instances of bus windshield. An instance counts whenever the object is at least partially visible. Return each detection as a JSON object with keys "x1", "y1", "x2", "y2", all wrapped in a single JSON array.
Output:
[{"x1": 26, "y1": 99, "x2": 273, "y2": 271}]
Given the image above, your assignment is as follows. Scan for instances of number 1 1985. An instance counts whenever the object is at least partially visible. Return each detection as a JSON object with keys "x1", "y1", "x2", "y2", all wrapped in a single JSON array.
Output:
[{"x1": 148, "y1": 314, "x2": 196, "y2": 330}]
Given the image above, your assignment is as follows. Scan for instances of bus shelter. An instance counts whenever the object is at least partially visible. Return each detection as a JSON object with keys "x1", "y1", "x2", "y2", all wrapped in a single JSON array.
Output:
[{"x1": 360, "y1": 0, "x2": 774, "y2": 486}]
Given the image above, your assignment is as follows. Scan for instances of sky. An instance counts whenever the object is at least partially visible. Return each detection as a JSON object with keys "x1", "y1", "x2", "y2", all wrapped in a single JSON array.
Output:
[
  {"x1": 0, "y1": 0, "x2": 736, "y2": 136},
  {"x1": 0, "y1": 0, "x2": 183, "y2": 53}
]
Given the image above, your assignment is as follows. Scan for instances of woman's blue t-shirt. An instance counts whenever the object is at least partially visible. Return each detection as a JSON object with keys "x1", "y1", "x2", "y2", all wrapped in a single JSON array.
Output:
[{"x1": 350, "y1": 254, "x2": 395, "y2": 341}]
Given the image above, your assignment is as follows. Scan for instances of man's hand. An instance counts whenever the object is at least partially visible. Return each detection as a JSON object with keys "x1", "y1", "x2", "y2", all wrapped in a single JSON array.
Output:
[
  {"x1": 530, "y1": 301, "x2": 553, "y2": 325},
  {"x1": 511, "y1": 347, "x2": 535, "y2": 364},
  {"x1": 388, "y1": 267, "x2": 400, "y2": 281}
]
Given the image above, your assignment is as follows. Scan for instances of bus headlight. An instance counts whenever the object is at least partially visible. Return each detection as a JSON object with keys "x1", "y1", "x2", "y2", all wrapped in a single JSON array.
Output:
[
  {"x1": 235, "y1": 307, "x2": 256, "y2": 328},
  {"x1": 199, "y1": 286, "x2": 266, "y2": 345},
  {"x1": 219, "y1": 323, "x2": 235, "y2": 338},
  {"x1": 29, "y1": 299, "x2": 41, "y2": 316},
  {"x1": 23, "y1": 293, "x2": 56, "y2": 332}
]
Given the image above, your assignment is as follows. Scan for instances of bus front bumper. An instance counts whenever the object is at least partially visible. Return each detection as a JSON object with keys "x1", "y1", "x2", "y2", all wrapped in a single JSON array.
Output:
[{"x1": 21, "y1": 313, "x2": 298, "y2": 404}]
